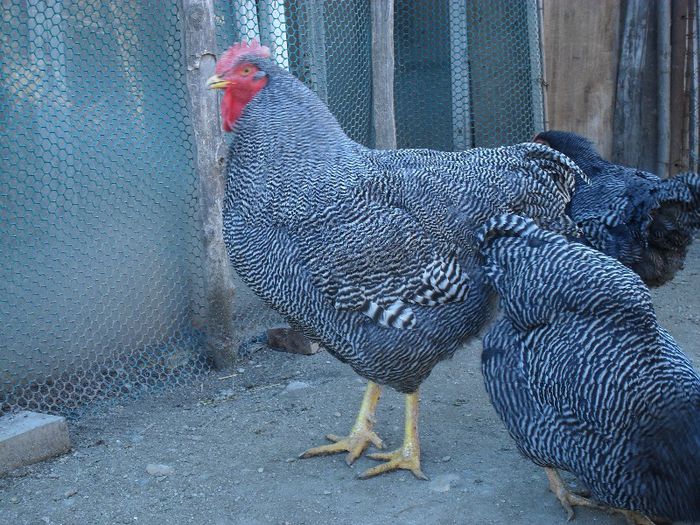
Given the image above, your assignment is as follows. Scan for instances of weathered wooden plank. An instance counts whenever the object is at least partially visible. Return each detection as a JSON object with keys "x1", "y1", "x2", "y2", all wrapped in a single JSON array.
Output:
[
  {"x1": 181, "y1": 0, "x2": 236, "y2": 368},
  {"x1": 541, "y1": 0, "x2": 621, "y2": 157},
  {"x1": 658, "y1": 1, "x2": 672, "y2": 177},
  {"x1": 449, "y1": 0, "x2": 473, "y2": 150},
  {"x1": 690, "y1": 0, "x2": 700, "y2": 171},
  {"x1": 670, "y1": 0, "x2": 691, "y2": 174},
  {"x1": 371, "y1": 0, "x2": 396, "y2": 149},
  {"x1": 613, "y1": 0, "x2": 658, "y2": 171},
  {"x1": 527, "y1": 0, "x2": 546, "y2": 135}
]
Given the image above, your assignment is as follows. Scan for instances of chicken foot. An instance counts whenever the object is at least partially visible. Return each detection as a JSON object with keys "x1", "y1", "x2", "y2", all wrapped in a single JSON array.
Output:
[
  {"x1": 360, "y1": 390, "x2": 428, "y2": 480},
  {"x1": 299, "y1": 381, "x2": 384, "y2": 465},
  {"x1": 545, "y1": 468, "x2": 655, "y2": 525}
]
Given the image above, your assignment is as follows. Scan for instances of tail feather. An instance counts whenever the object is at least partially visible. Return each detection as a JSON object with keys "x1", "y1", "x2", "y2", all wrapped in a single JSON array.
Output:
[
  {"x1": 676, "y1": 171, "x2": 700, "y2": 227},
  {"x1": 514, "y1": 143, "x2": 587, "y2": 236},
  {"x1": 633, "y1": 172, "x2": 700, "y2": 286}
]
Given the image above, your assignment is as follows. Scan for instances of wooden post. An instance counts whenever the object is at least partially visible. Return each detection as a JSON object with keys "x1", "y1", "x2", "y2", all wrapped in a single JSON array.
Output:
[
  {"x1": 670, "y1": 0, "x2": 691, "y2": 175},
  {"x1": 613, "y1": 0, "x2": 655, "y2": 169},
  {"x1": 181, "y1": 0, "x2": 236, "y2": 369},
  {"x1": 657, "y1": 0, "x2": 672, "y2": 177},
  {"x1": 691, "y1": 0, "x2": 700, "y2": 171},
  {"x1": 371, "y1": 0, "x2": 396, "y2": 149},
  {"x1": 528, "y1": 0, "x2": 546, "y2": 135},
  {"x1": 449, "y1": 0, "x2": 473, "y2": 150},
  {"x1": 306, "y1": 1, "x2": 329, "y2": 103}
]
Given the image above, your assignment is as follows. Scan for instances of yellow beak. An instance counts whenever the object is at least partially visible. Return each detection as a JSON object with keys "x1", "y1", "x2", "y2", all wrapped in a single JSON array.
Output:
[{"x1": 206, "y1": 74, "x2": 230, "y2": 90}]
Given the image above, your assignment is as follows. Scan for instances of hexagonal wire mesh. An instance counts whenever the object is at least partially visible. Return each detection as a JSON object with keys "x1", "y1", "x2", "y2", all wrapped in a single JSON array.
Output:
[{"x1": 1, "y1": 0, "x2": 544, "y2": 416}]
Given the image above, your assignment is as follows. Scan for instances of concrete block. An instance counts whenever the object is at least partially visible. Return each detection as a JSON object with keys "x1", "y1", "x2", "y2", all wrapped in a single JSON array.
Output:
[
  {"x1": 266, "y1": 328, "x2": 322, "y2": 356},
  {"x1": 0, "y1": 411, "x2": 71, "y2": 474}
]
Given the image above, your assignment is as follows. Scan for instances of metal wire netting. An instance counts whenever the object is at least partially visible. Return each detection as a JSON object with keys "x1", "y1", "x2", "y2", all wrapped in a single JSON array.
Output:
[
  {"x1": 1, "y1": 0, "x2": 544, "y2": 416},
  {"x1": 0, "y1": 1, "x2": 212, "y2": 416}
]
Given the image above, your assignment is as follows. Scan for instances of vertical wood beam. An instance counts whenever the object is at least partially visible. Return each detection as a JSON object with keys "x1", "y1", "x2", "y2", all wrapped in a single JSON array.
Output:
[
  {"x1": 657, "y1": 0, "x2": 672, "y2": 177},
  {"x1": 181, "y1": 0, "x2": 236, "y2": 368},
  {"x1": 670, "y1": 0, "x2": 690, "y2": 175},
  {"x1": 527, "y1": 0, "x2": 546, "y2": 135},
  {"x1": 691, "y1": 0, "x2": 700, "y2": 170},
  {"x1": 449, "y1": 0, "x2": 473, "y2": 150},
  {"x1": 613, "y1": 0, "x2": 654, "y2": 169},
  {"x1": 292, "y1": 1, "x2": 328, "y2": 103},
  {"x1": 371, "y1": 0, "x2": 397, "y2": 149}
]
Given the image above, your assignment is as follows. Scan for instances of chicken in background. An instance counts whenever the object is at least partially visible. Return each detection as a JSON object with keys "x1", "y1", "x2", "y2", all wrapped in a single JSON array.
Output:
[
  {"x1": 535, "y1": 130, "x2": 700, "y2": 286},
  {"x1": 206, "y1": 40, "x2": 583, "y2": 479},
  {"x1": 479, "y1": 214, "x2": 700, "y2": 525}
]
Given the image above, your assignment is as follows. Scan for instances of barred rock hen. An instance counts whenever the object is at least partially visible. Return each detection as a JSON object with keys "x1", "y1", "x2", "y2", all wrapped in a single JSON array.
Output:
[
  {"x1": 207, "y1": 40, "x2": 582, "y2": 479},
  {"x1": 535, "y1": 130, "x2": 700, "y2": 286},
  {"x1": 479, "y1": 214, "x2": 700, "y2": 524}
]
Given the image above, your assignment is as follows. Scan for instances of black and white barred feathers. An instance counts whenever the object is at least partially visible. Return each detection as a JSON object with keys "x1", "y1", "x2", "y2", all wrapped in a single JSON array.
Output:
[
  {"x1": 536, "y1": 130, "x2": 700, "y2": 286},
  {"x1": 479, "y1": 214, "x2": 700, "y2": 521},
  {"x1": 221, "y1": 54, "x2": 583, "y2": 393}
]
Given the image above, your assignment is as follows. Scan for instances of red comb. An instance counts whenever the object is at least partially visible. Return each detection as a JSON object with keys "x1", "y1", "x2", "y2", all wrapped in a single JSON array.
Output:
[{"x1": 216, "y1": 40, "x2": 271, "y2": 75}]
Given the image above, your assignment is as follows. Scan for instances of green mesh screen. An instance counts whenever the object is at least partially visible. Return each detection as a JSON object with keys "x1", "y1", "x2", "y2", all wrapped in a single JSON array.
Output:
[{"x1": 1, "y1": 0, "x2": 544, "y2": 416}]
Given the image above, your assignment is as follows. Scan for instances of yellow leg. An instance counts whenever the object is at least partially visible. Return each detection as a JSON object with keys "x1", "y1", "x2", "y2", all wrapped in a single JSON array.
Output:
[
  {"x1": 299, "y1": 381, "x2": 384, "y2": 465},
  {"x1": 545, "y1": 468, "x2": 655, "y2": 524},
  {"x1": 360, "y1": 390, "x2": 428, "y2": 480}
]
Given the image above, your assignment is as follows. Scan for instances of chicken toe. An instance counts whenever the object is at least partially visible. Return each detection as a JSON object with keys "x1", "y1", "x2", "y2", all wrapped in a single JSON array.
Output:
[
  {"x1": 545, "y1": 468, "x2": 655, "y2": 524},
  {"x1": 299, "y1": 381, "x2": 383, "y2": 465}
]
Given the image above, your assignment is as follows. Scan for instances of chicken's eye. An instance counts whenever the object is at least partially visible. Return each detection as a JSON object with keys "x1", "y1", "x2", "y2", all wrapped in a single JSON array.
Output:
[{"x1": 241, "y1": 66, "x2": 252, "y2": 76}]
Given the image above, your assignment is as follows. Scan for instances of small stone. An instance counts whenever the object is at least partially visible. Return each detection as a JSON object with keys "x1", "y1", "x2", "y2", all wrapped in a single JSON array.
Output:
[
  {"x1": 64, "y1": 488, "x2": 78, "y2": 498},
  {"x1": 322, "y1": 490, "x2": 331, "y2": 495},
  {"x1": 266, "y1": 328, "x2": 321, "y2": 355},
  {"x1": 441, "y1": 455, "x2": 452, "y2": 462},
  {"x1": 429, "y1": 473, "x2": 460, "y2": 493},
  {"x1": 334, "y1": 412, "x2": 341, "y2": 418},
  {"x1": 257, "y1": 467, "x2": 264, "y2": 473},
  {"x1": 237, "y1": 368, "x2": 245, "y2": 374},
  {"x1": 283, "y1": 381, "x2": 310, "y2": 393},
  {"x1": 213, "y1": 389, "x2": 236, "y2": 402},
  {"x1": 146, "y1": 464, "x2": 173, "y2": 476},
  {"x1": 285, "y1": 458, "x2": 296, "y2": 463},
  {"x1": 10, "y1": 496, "x2": 19, "y2": 503}
]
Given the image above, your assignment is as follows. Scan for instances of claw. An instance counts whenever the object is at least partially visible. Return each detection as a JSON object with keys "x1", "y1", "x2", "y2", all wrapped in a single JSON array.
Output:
[
  {"x1": 299, "y1": 429, "x2": 384, "y2": 465},
  {"x1": 299, "y1": 381, "x2": 383, "y2": 465},
  {"x1": 544, "y1": 468, "x2": 655, "y2": 524},
  {"x1": 360, "y1": 448, "x2": 428, "y2": 480}
]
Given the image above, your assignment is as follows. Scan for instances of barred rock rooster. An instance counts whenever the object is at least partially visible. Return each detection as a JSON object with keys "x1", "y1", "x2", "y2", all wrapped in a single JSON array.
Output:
[
  {"x1": 207, "y1": 40, "x2": 582, "y2": 479},
  {"x1": 535, "y1": 130, "x2": 700, "y2": 286},
  {"x1": 479, "y1": 214, "x2": 700, "y2": 524}
]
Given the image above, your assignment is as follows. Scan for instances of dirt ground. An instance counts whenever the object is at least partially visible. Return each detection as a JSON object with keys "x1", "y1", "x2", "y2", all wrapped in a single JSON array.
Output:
[{"x1": 2, "y1": 240, "x2": 699, "y2": 525}]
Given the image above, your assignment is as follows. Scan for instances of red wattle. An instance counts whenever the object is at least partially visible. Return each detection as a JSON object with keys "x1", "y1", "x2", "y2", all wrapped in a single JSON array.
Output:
[{"x1": 220, "y1": 78, "x2": 267, "y2": 132}]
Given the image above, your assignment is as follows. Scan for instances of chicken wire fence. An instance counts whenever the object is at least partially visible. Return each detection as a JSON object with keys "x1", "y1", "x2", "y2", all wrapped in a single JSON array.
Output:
[{"x1": 1, "y1": 0, "x2": 544, "y2": 416}]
